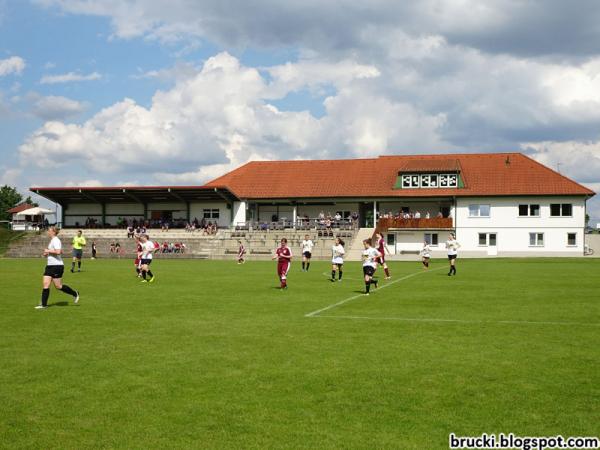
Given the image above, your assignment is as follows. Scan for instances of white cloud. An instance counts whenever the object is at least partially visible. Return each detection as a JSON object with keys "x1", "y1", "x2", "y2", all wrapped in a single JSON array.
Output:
[
  {"x1": 0, "y1": 56, "x2": 25, "y2": 77},
  {"x1": 64, "y1": 179, "x2": 104, "y2": 187},
  {"x1": 31, "y1": 94, "x2": 88, "y2": 120},
  {"x1": 40, "y1": 71, "x2": 102, "y2": 84},
  {"x1": 0, "y1": 168, "x2": 22, "y2": 186},
  {"x1": 19, "y1": 52, "x2": 446, "y2": 182}
]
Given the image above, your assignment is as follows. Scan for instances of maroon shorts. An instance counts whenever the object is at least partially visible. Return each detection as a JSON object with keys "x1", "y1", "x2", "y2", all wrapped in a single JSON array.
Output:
[{"x1": 277, "y1": 261, "x2": 290, "y2": 278}]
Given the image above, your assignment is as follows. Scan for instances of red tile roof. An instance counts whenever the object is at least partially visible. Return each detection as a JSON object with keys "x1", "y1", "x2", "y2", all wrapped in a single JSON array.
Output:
[
  {"x1": 7, "y1": 203, "x2": 34, "y2": 214},
  {"x1": 397, "y1": 158, "x2": 461, "y2": 173},
  {"x1": 206, "y1": 153, "x2": 594, "y2": 199}
]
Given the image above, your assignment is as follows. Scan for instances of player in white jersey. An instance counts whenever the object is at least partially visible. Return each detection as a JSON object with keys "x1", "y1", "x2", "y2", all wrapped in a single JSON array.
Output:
[
  {"x1": 301, "y1": 235, "x2": 314, "y2": 272},
  {"x1": 36, "y1": 226, "x2": 79, "y2": 309},
  {"x1": 330, "y1": 237, "x2": 345, "y2": 282},
  {"x1": 362, "y1": 238, "x2": 381, "y2": 295},
  {"x1": 445, "y1": 233, "x2": 461, "y2": 276},
  {"x1": 420, "y1": 241, "x2": 431, "y2": 270},
  {"x1": 139, "y1": 234, "x2": 156, "y2": 283}
]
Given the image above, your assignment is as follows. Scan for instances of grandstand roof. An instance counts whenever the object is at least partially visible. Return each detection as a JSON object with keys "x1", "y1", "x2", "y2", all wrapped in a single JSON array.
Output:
[
  {"x1": 31, "y1": 186, "x2": 238, "y2": 204},
  {"x1": 206, "y1": 152, "x2": 594, "y2": 199}
]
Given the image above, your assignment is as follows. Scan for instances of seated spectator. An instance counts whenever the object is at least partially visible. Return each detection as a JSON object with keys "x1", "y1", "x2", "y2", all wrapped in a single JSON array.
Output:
[
  {"x1": 110, "y1": 242, "x2": 116, "y2": 253},
  {"x1": 425, "y1": 211, "x2": 431, "y2": 219},
  {"x1": 162, "y1": 242, "x2": 169, "y2": 253},
  {"x1": 115, "y1": 242, "x2": 121, "y2": 254},
  {"x1": 415, "y1": 211, "x2": 421, "y2": 219},
  {"x1": 179, "y1": 242, "x2": 186, "y2": 254},
  {"x1": 437, "y1": 211, "x2": 443, "y2": 218},
  {"x1": 127, "y1": 226, "x2": 135, "y2": 238}
]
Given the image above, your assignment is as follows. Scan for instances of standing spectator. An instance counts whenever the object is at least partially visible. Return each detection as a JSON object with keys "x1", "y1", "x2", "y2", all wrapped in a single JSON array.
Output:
[{"x1": 91, "y1": 241, "x2": 97, "y2": 259}]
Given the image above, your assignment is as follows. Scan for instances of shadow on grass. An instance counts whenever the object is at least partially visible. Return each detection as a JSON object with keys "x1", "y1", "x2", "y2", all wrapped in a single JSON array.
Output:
[{"x1": 51, "y1": 301, "x2": 70, "y2": 307}]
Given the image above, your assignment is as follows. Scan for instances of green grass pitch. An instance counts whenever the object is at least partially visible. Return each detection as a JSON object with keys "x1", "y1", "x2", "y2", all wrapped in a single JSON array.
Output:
[{"x1": 0, "y1": 257, "x2": 599, "y2": 449}]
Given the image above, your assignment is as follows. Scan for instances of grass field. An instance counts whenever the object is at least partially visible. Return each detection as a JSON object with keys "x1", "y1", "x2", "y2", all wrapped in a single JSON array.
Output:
[{"x1": 1, "y1": 257, "x2": 599, "y2": 449}]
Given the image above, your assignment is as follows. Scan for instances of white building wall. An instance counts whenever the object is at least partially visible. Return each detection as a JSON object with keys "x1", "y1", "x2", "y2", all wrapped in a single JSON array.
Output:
[
  {"x1": 455, "y1": 196, "x2": 586, "y2": 256},
  {"x1": 64, "y1": 203, "x2": 101, "y2": 227},
  {"x1": 232, "y1": 201, "x2": 246, "y2": 226},
  {"x1": 189, "y1": 202, "x2": 229, "y2": 227},
  {"x1": 296, "y1": 203, "x2": 359, "y2": 219}
]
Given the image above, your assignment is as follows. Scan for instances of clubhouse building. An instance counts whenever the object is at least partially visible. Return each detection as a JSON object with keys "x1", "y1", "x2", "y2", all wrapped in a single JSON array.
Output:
[{"x1": 32, "y1": 152, "x2": 594, "y2": 257}]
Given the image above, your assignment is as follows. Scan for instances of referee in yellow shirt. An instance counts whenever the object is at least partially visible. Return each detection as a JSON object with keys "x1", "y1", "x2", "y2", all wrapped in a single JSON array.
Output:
[{"x1": 71, "y1": 229, "x2": 87, "y2": 273}]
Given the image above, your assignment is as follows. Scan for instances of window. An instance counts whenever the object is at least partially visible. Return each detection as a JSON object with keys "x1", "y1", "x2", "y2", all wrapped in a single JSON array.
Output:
[
  {"x1": 519, "y1": 204, "x2": 540, "y2": 217},
  {"x1": 401, "y1": 174, "x2": 420, "y2": 188},
  {"x1": 469, "y1": 204, "x2": 490, "y2": 217},
  {"x1": 550, "y1": 203, "x2": 572, "y2": 217},
  {"x1": 424, "y1": 233, "x2": 438, "y2": 246},
  {"x1": 529, "y1": 232, "x2": 544, "y2": 246},
  {"x1": 478, "y1": 233, "x2": 497, "y2": 246},
  {"x1": 387, "y1": 233, "x2": 395, "y2": 246},
  {"x1": 478, "y1": 233, "x2": 487, "y2": 246},
  {"x1": 203, "y1": 208, "x2": 220, "y2": 219},
  {"x1": 398, "y1": 173, "x2": 456, "y2": 189},
  {"x1": 567, "y1": 233, "x2": 577, "y2": 246}
]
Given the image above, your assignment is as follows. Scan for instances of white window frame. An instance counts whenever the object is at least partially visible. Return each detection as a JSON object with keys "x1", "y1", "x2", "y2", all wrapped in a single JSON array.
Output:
[
  {"x1": 518, "y1": 204, "x2": 540, "y2": 217},
  {"x1": 478, "y1": 232, "x2": 497, "y2": 247},
  {"x1": 469, "y1": 204, "x2": 491, "y2": 218},
  {"x1": 550, "y1": 203, "x2": 573, "y2": 217},
  {"x1": 529, "y1": 232, "x2": 544, "y2": 247},
  {"x1": 567, "y1": 232, "x2": 577, "y2": 247},
  {"x1": 401, "y1": 174, "x2": 420, "y2": 188},
  {"x1": 424, "y1": 232, "x2": 439, "y2": 246},
  {"x1": 203, "y1": 208, "x2": 220, "y2": 219}
]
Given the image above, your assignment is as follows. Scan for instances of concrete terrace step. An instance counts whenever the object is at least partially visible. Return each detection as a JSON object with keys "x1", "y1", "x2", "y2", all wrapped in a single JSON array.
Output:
[{"x1": 6, "y1": 228, "x2": 360, "y2": 260}]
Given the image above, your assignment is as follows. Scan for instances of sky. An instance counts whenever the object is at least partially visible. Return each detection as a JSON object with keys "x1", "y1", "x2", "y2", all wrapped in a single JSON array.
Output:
[{"x1": 1, "y1": 0, "x2": 600, "y2": 221}]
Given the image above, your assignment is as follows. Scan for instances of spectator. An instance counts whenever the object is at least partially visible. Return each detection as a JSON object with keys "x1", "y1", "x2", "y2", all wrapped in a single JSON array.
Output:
[
  {"x1": 415, "y1": 211, "x2": 421, "y2": 219},
  {"x1": 109, "y1": 242, "x2": 116, "y2": 253},
  {"x1": 425, "y1": 211, "x2": 431, "y2": 219}
]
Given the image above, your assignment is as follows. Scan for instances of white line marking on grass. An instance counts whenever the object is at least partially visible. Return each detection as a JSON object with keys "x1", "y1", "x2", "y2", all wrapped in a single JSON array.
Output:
[
  {"x1": 305, "y1": 267, "x2": 446, "y2": 317},
  {"x1": 312, "y1": 315, "x2": 600, "y2": 327},
  {"x1": 320, "y1": 272, "x2": 359, "y2": 281}
]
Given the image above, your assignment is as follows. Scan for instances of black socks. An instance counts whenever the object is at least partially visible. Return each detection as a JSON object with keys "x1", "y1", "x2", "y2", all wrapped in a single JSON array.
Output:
[
  {"x1": 78, "y1": 261, "x2": 81, "y2": 269},
  {"x1": 306, "y1": 262, "x2": 310, "y2": 271},
  {"x1": 60, "y1": 284, "x2": 77, "y2": 297},
  {"x1": 141, "y1": 270, "x2": 147, "y2": 279},
  {"x1": 338, "y1": 270, "x2": 343, "y2": 280},
  {"x1": 302, "y1": 262, "x2": 306, "y2": 270},
  {"x1": 147, "y1": 270, "x2": 153, "y2": 278},
  {"x1": 365, "y1": 281, "x2": 370, "y2": 293},
  {"x1": 41, "y1": 288, "x2": 50, "y2": 306}
]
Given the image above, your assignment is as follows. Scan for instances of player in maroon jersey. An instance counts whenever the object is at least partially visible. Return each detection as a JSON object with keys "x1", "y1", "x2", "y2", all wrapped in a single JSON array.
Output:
[
  {"x1": 272, "y1": 238, "x2": 292, "y2": 289},
  {"x1": 375, "y1": 232, "x2": 391, "y2": 279},
  {"x1": 237, "y1": 240, "x2": 246, "y2": 264},
  {"x1": 134, "y1": 236, "x2": 143, "y2": 277}
]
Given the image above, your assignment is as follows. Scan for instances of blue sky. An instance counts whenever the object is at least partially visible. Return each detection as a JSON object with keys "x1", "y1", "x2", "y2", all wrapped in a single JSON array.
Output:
[{"x1": 2, "y1": 0, "x2": 600, "y2": 220}]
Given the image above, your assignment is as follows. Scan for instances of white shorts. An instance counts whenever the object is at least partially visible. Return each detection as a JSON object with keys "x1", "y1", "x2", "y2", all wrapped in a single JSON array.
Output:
[{"x1": 332, "y1": 257, "x2": 344, "y2": 265}]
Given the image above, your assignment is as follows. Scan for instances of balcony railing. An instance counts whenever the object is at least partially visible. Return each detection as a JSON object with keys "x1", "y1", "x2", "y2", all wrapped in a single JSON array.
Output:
[{"x1": 377, "y1": 217, "x2": 453, "y2": 230}]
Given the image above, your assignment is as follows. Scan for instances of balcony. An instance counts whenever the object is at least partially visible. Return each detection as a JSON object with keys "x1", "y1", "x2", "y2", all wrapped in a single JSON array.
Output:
[{"x1": 377, "y1": 217, "x2": 453, "y2": 231}]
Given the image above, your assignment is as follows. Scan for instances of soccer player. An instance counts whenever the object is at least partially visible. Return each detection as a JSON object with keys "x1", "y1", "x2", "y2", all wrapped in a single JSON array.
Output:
[
  {"x1": 36, "y1": 226, "x2": 79, "y2": 309},
  {"x1": 70, "y1": 229, "x2": 86, "y2": 272},
  {"x1": 445, "y1": 232, "x2": 461, "y2": 276},
  {"x1": 134, "y1": 236, "x2": 143, "y2": 277},
  {"x1": 91, "y1": 241, "x2": 97, "y2": 259},
  {"x1": 139, "y1": 234, "x2": 156, "y2": 283},
  {"x1": 420, "y1": 241, "x2": 431, "y2": 269},
  {"x1": 301, "y1": 235, "x2": 314, "y2": 271},
  {"x1": 237, "y1": 240, "x2": 246, "y2": 264},
  {"x1": 272, "y1": 238, "x2": 292, "y2": 289},
  {"x1": 375, "y1": 232, "x2": 392, "y2": 279},
  {"x1": 330, "y1": 237, "x2": 345, "y2": 282},
  {"x1": 362, "y1": 238, "x2": 381, "y2": 295}
]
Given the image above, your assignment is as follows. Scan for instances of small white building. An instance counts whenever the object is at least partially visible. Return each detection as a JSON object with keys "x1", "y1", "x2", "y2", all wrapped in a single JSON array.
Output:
[{"x1": 32, "y1": 152, "x2": 594, "y2": 257}]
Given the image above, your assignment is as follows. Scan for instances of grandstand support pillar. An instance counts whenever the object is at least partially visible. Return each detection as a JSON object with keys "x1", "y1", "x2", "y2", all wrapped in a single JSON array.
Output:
[
  {"x1": 292, "y1": 205, "x2": 297, "y2": 228},
  {"x1": 101, "y1": 203, "x2": 106, "y2": 227},
  {"x1": 373, "y1": 201, "x2": 378, "y2": 228},
  {"x1": 60, "y1": 203, "x2": 65, "y2": 228}
]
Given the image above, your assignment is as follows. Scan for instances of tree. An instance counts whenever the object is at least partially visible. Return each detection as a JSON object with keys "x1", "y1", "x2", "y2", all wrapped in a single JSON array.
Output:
[{"x1": 0, "y1": 185, "x2": 38, "y2": 221}]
